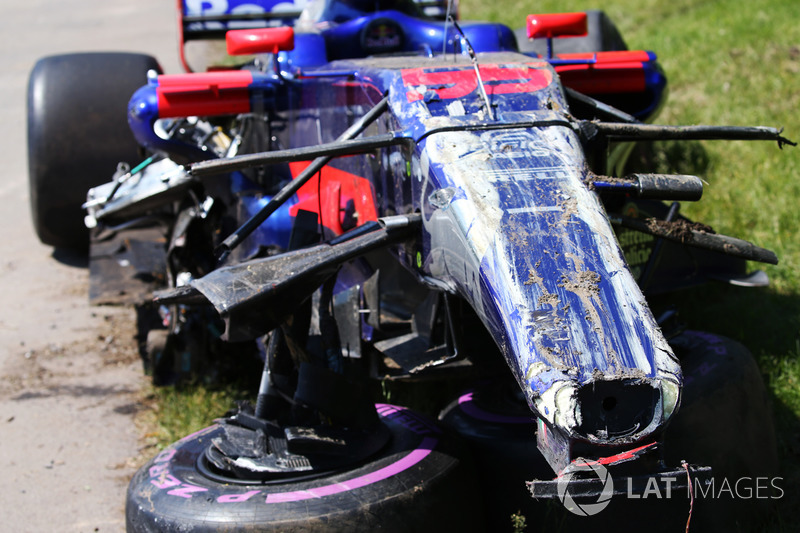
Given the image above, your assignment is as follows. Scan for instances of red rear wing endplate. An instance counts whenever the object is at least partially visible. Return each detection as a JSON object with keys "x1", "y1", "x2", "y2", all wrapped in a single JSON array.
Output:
[{"x1": 554, "y1": 50, "x2": 655, "y2": 95}]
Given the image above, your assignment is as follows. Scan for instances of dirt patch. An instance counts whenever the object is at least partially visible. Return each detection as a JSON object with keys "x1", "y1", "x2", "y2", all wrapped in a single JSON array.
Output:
[
  {"x1": 538, "y1": 292, "x2": 560, "y2": 307},
  {"x1": 1, "y1": 312, "x2": 140, "y2": 395},
  {"x1": 558, "y1": 270, "x2": 601, "y2": 297},
  {"x1": 0, "y1": 300, "x2": 149, "y2": 533},
  {"x1": 646, "y1": 218, "x2": 715, "y2": 243},
  {"x1": 524, "y1": 268, "x2": 543, "y2": 286},
  {"x1": 585, "y1": 175, "x2": 634, "y2": 191}
]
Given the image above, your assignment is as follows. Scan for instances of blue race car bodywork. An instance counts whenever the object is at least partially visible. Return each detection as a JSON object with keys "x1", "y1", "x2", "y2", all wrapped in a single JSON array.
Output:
[{"x1": 73, "y1": 0, "x2": 788, "y2": 527}]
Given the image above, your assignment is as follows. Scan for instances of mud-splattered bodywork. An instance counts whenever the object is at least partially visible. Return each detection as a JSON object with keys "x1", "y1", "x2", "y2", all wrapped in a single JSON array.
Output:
[
  {"x1": 262, "y1": 51, "x2": 683, "y2": 471},
  {"x1": 111, "y1": 26, "x2": 687, "y2": 471},
  {"x1": 36, "y1": 3, "x2": 787, "y2": 528}
]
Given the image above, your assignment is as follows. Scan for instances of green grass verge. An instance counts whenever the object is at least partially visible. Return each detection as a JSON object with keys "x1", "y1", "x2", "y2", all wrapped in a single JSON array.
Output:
[{"x1": 140, "y1": 384, "x2": 248, "y2": 448}]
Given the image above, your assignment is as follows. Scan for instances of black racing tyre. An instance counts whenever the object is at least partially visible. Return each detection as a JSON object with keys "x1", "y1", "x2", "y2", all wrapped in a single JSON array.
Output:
[
  {"x1": 126, "y1": 404, "x2": 483, "y2": 532},
  {"x1": 440, "y1": 331, "x2": 777, "y2": 532},
  {"x1": 515, "y1": 10, "x2": 628, "y2": 55},
  {"x1": 441, "y1": 384, "x2": 694, "y2": 532},
  {"x1": 664, "y1": 330, "x2": 778, "y2": 532},
  {"x1": 27, "y1": 52, "x2": 161, "y2": 250},
  {"x1": 439, "y1": 383, "x2": 552, "y2": 531}
]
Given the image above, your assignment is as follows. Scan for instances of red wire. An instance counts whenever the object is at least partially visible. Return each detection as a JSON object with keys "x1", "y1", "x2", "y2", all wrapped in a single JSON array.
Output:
[{"x1": 682, "y1": 460, "x2": 694, "y2": 532}]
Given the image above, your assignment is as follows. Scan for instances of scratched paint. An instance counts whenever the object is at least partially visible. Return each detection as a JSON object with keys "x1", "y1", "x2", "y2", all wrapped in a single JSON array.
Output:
[
  {"x1": 290, "y1": 53, "x2": 682, "y2": 444},
  {"x1": 411, "y1": 104, "x2": 680, "y2": 441},
  {"x1": 205, "y1": 51, "x2": 682, "y2": 445}
]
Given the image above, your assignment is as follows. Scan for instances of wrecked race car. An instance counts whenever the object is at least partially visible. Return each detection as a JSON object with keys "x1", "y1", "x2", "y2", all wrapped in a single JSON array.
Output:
[{"x1": 27, "y1": 0, "x2": 792, "y2": 531}]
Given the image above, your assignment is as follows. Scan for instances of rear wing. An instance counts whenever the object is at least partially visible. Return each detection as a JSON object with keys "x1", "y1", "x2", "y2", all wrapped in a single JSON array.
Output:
[
  {"x1": 178, "y1": 0, "x2": 304, "y2": 71},
  {"x1": 177, "y1": 0, "x2": 457, "y2": 71},
  {"x1": 179, "y1": 0, "x2": 457, "y2": 42},
  {"x1": 179, "y1": 0, "x2": 303, "y2": 41}
]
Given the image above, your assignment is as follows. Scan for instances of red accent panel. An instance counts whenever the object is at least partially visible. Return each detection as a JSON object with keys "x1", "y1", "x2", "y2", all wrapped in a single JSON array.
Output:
[
  {"x1": 157, "y1": 72, "x2": 254, "y2": 87},
  {"x1": 227, "y1": 27, "x2": 295, "y2": 56},
  {"x1": 287, "y1": 161, "x2": 379, "y2": 236},
  {"x1": 554, "y1": 52, "x2": 651, "y2": 95},
  {"x1": 156, "y1": 71, "x2": 254, "y2": 118},
  {"x1": 526, "y1": 13, "x2": 588, "y2": 39},
  {"x1": 563, "y1": 442, "x2": 657, "y2": 475},
  {"x1": 402, "y1": 63, "x2": 553, "y2": 102},
  {"x1": 556, "y1": 63, "x2": 645, "y2": 94},
  {"x1": 593, "y1": 442, "x2": 657, "y2": 466},
  {"x1": 557, "y1": 51, "x2": 652, "y2": 63}
]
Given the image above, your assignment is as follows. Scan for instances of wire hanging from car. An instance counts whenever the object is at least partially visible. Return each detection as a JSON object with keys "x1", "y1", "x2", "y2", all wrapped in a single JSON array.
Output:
[
  {"x1": 450, "y1": 16, "x2": 494, "y2": 120},
  {"x1": 681, "y1": 460, "x2": 694, "y2": 533}
]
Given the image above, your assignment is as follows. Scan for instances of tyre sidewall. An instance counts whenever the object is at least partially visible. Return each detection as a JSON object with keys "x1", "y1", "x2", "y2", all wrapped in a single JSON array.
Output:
[
  {"x1": 665, "y1": 330, "x2": 778, "y2": 531},
  {"x1": 27, "y1": 52, "x2": 160, "y2": 249},
  {"x1": 127, "y1": 404, "x2": 483, "y2": 532}
]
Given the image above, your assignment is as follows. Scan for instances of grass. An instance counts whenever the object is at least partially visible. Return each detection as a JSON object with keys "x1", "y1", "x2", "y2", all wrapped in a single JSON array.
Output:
[
  {"x1": 138, "y1": 383, "x2": 248, "y2": 448},
  {"x1": 142, "y1": 0, "x2": 800, "y2": 527}
]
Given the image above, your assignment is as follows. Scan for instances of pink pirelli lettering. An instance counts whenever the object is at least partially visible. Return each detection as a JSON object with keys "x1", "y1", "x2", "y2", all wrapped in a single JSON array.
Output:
[
  {"x1": 265, "y1": 437, "x2": 437, "y2": 503},
  {"x1": 151, "y1": 473, "x2": 182, "y2": 490},
  {"x1": 148, "y1": 463, "x2": 168, "y2": 478},
  {"x1": 168, "y1": 484, "x2": 209, "y2": 498},
  {"x1": 375, "y1": 404, "x2": 398, "y2": 416}
]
